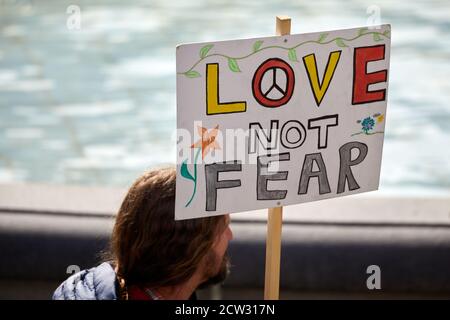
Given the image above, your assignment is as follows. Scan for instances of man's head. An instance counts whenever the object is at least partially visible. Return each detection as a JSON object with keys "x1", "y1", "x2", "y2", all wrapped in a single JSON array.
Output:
[{"x1": 110, "y1": 167, "x2": 232, "y2": 289}]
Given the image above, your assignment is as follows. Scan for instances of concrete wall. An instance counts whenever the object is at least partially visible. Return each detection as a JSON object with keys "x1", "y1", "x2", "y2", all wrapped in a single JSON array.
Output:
[{"x1": 0, "y1": 183, "x2": 449, "y2": 299}]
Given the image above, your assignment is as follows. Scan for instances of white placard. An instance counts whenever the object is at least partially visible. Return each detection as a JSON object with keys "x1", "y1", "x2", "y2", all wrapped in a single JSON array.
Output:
[{"x1": 176, "y1": 25, "x2": 391, "y2": 220}]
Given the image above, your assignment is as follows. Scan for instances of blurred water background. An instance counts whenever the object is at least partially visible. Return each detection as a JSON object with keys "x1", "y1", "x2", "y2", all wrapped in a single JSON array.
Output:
[{"x1": 0, "y1": 0, "x2": 449, "y2": 195}]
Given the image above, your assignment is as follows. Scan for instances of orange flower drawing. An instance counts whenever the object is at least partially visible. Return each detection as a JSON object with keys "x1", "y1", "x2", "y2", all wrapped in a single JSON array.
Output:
[
  {"x1": 191, "y1": 125, "x2": 221, "y2": 159},
  {"x1": 182, "y1": 125, "x2": 221, "y2": 207}
]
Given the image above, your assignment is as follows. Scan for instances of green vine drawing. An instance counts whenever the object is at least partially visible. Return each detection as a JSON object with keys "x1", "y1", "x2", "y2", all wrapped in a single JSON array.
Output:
[
  {"x1": 351, "y1": 131, "x2": 384, "y2": 137},
  {"x1": 181, "y1": 148, "x2": 201, "y2": 207},
  {"x1": 178, "y1": 27, "x2": 390, "y2": 78}
]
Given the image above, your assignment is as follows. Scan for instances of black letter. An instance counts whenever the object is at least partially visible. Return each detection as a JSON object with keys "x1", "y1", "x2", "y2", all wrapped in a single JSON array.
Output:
[{"x1": 307, "y1": 114, "x2": 339, "y2": 149}]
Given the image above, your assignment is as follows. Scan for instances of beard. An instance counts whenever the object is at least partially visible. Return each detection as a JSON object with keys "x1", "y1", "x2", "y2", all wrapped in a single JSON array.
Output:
[{"x1": 197, "y1": 251, "x2": 230, "y2": 289}]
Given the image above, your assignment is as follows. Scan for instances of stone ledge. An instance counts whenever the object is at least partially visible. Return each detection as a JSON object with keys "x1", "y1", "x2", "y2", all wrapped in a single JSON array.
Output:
[
  {"x1": 1, "y1": 183, "x2": 449, "y2": 225},
  {"x1": 1, "y1": 183, "x2": 450, "y2": 298}
]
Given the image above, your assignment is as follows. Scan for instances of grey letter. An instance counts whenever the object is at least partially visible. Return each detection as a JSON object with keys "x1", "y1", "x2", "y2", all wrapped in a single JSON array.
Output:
[
  {"x1": 257, "y1": 153, "x2": 290, "y2": 200},
  {"x1": 298, "y1": 153, "x2": 331, "y2": 195},
  {"x1": 337, "y1": 142, "x2": 368, "y2": 194},
  {"x1": 366, "y1": 265, "x2": 381, "y2": 290},
  {"x1": 205, "y1": 161, "x2": 242, "y2": 211},
  {"x1": 66, "y1": 265, "x2": 81, "y2": 275}
]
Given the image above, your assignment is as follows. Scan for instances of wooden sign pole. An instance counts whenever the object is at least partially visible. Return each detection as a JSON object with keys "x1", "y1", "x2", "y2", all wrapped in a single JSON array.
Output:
[{"x1": 264, "y1": 15, "x2": 291, "y2": 300}]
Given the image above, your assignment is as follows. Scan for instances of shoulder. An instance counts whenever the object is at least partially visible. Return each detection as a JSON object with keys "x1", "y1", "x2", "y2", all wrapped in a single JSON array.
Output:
[{"x1": 52, "y1": 262, "x2": 118, "y2": 300}]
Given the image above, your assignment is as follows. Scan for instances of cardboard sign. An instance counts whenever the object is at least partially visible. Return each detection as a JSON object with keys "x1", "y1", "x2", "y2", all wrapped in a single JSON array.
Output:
[{"x1": 175, "y1": 25, "x2": 391, "y2": 220}]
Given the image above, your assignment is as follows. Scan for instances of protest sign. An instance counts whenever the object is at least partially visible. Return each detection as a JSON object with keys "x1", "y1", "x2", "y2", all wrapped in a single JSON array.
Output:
[{"x1": 176, "y1": 23, "x2": 391, "y2": 220}]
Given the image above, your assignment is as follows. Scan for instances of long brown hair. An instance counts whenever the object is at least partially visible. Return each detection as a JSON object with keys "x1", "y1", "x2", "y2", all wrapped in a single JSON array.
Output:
[{"x1": 109, "y1": 167, "x2": 225, "y2": 297}]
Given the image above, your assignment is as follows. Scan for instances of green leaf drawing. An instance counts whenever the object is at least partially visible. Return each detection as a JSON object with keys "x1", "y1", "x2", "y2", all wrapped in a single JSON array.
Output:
[
  {"x1": 318, "y1": 33, "x2": 328, "y2": 43},
  {"x1": 181, "y1": 28, "x2": 390, "y2": 79},
  {"x1": 335, "y1": 38, "x2": 347, "y2": 47},
  {"x1": 181, "y1": 160, "x2": 195, "y2": 181},
  {"x1": 373, "y1": 33, "x2": 382, "y2": 41},
  {"x1": 358, "y1": 27, "x2": 369, "y2": 36},
  {"x1": 185, "y1": 70, "x2": 201, "y2": 78},
  {"x1": 199, "y1": 44, "x2": 213, "y2": 58},
  {"x1": 253, "y1": 40, "x2": 263, "y2": 52},
  {"x1": 228, "y1": 58, "x2": 241, "y2": 72},
  {"x1": 288, "y1": 48, "x2": 298, "y2": 62}
]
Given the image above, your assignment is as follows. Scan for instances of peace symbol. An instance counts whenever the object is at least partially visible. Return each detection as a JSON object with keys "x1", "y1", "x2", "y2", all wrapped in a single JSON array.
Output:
[{"x1": 252, "y1": 58, "x2": 295, "y2": 108}]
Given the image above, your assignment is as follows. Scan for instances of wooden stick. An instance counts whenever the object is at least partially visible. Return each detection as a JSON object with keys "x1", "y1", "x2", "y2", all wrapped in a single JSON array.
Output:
[
  {"x1": 276, "y1": 15, "x2": 291, "y2": 36},
  {"x1": 264, "y1": 15, "x2": 291, "y2": 301},
  {"x1": 264, "y1": 206, "x2": 284, "y2": 300}
]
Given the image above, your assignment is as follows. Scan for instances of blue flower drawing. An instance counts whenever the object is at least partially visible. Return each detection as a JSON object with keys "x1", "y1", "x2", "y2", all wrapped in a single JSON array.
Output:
[
  {"x1": 361, "y1": 117, "x2": 375, "y2": 134},
  {"x1": 352, "y1": 113, "x2": 385, "y2": 137}
]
